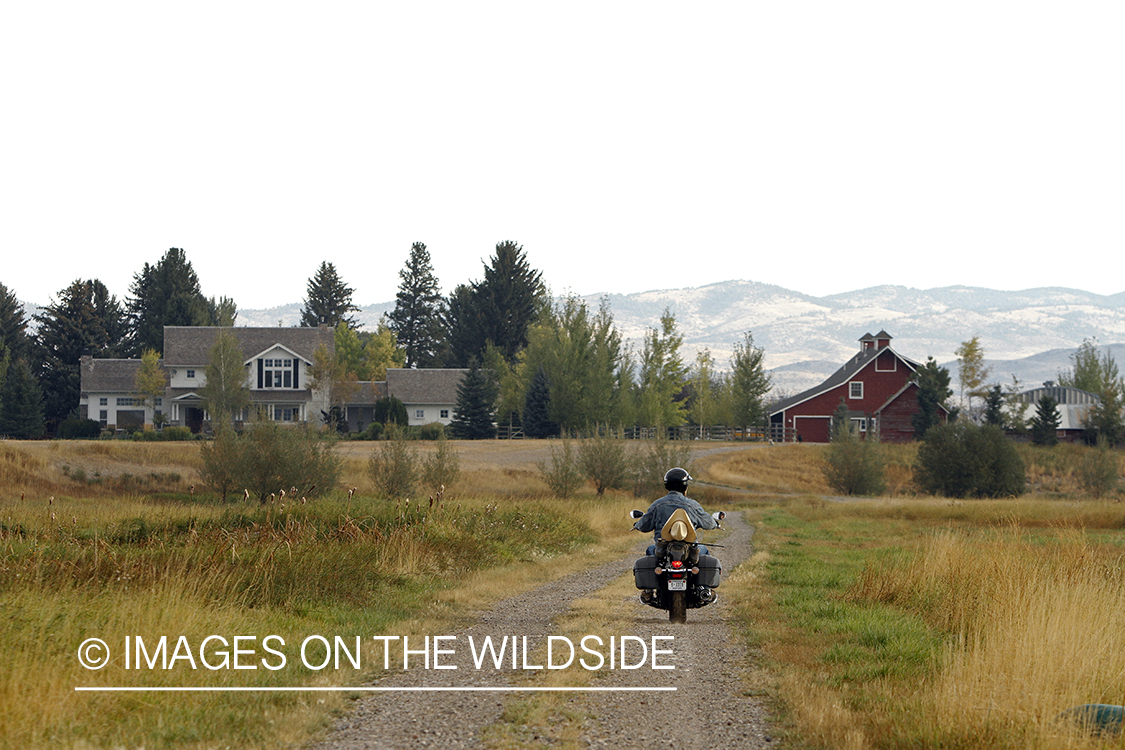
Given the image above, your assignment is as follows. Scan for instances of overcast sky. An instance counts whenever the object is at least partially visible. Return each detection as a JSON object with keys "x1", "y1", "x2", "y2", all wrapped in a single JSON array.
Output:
[{"x1": 3, "y1": 2, "x2": 1122, "y2": 310}]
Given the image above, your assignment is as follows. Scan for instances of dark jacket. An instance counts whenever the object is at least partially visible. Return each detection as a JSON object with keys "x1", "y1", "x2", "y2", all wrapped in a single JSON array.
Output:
[{"x1": 632, "y1": 491, "x2": 717, "y2": 543}]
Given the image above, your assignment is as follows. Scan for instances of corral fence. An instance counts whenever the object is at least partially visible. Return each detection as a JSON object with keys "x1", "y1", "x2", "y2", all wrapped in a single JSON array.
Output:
[{"x1": 496, "y1": 424, "x2": 772, "y2": 441}]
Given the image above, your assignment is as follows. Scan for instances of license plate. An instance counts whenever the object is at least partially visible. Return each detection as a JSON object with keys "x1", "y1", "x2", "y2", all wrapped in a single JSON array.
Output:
[{"x1": 667, "y1": 580, "x2": 687, "y2": 591}]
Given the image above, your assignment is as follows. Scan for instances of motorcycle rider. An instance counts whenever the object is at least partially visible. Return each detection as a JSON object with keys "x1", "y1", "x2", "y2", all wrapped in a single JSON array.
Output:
[{"x1": 633, "y1": 467, "x2": 721, "y2": 605}]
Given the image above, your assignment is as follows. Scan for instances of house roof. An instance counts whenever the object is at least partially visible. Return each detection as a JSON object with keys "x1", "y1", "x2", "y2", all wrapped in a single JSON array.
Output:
[
  {"x1": 162, "y1": 326, "x2": 334, "y2": 366},
  {"x1": 769, "y1": 346, "x2": 920, "y2": 416},
  {"x1": 386, "y1": 368, "x2": 468, "y2": 405},
  {"x1": 80, "y1": 357, "x2": 165, "y2": 394}
]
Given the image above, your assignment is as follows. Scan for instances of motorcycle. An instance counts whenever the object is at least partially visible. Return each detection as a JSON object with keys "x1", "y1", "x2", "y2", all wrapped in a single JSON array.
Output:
[{"x1": 630, "y1": 507, "x2": 725, "y2": 623}]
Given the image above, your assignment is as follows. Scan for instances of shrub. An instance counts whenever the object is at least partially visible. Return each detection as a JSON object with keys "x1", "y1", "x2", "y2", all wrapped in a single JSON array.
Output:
[
  {"x1": 361, "y1": 421, "x2": 384, "y2": 441},
  {"x1": 419, "y1": 422, "x2": 446, "y2": 441},
  {"x1": 822, "y1": 428, "x2": 887, "y2": 496},
  {"x1": 200, "y1": 421, "x2": 341, "y2": 502},
  {"x1": 57, "y1": 418, "x2": 102, "y2": 440},
  {"x1": 631, "y1": 436, "x2": 694, "y2": 499},
  {"x1": 368, "y1": 428, "x2": 420, "y2": 499},
  {"x1": 577, "y1": 428, "x2": 631, "y2": 497},
  {"x1": 538, "y1": 438, "x2": 584, "y2": 498},
  {"x1": 914, "y1": 422, "x2": 1025, "y2": 498},
  {"x1": 421, "y1": 433, "x2": 460, "y2": 495},
  {"x1": 1079, "y1": 439, "x2": 1120, "y2": 498}
]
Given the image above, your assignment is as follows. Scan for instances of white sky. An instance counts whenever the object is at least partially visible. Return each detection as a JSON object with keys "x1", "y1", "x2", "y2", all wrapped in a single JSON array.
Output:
[{"x1": 3, "y1": 2, "x2": 1123, "y2": 310}]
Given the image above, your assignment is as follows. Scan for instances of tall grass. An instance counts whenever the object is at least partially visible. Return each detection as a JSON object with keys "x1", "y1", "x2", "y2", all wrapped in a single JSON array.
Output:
[
  {"x1": 0, "y1": 486, "x2": 600, "y2": 748},
  {"x1": 850, "y1": 530, "x2": 1125, "y2": 746}
]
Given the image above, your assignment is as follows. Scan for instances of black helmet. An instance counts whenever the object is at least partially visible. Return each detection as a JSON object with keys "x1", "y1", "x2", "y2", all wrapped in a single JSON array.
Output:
[{"x1": 663, "y1": 467, "x2": 692, "y2": 492}]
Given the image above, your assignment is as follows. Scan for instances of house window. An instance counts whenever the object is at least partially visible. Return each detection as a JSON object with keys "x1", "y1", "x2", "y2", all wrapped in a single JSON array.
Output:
[
  {"x1": 117, "y1": 397, "x2": 139, "y2": 406},
  {"x1": 99, "y1": 397, "x2": 108, "y2": 406},
  {"x1": 155, "y1": 398, "x2": 162, "y2": 407},
  {"x1": 263, "y1": 358, "x2": 294, "y2": 389},
  {"x1": 98, "y1": 410, "x2": 108, "y2": 426},
  {"x1": 186, "y1": 369, "x2": 195, "y2": 379},
  {"x1": 274, "y1": 407, "x2": 295, "y2": 422},
  {"x1": 415, "y1": 409, "x2": 425, "y2": 420},
  {"x1": 440, "y1": 409, "x2": 449, "y2": 419},
  {"x1": 849, "y1": 381, "x2": 863, "y2": 399}
]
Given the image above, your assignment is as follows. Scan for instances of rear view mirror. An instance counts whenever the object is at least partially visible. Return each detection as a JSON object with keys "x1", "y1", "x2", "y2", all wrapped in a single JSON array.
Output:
[{"x1": 629, "y1": 509, "x2": 644, "y2": 520}]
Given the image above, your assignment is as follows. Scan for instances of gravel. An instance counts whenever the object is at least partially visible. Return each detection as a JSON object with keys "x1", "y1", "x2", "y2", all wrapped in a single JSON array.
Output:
[{"x1": 306, "y1": 512, "x2": 777, "y2": 749}]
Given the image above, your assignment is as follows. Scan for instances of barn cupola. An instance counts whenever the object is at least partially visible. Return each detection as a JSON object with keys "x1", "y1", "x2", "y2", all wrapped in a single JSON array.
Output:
[
  {"x1": 859, "y1": 332, "x2": 877, "y2": 351},
  {"x1": 874, "y1": 330, "x2": 893, "y2": 349}
]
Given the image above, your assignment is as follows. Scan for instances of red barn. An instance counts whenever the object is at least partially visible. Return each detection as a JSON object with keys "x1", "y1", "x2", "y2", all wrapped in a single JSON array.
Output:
[{"x1": 768, "y1": 330, "x2": 946, "y2": 443}]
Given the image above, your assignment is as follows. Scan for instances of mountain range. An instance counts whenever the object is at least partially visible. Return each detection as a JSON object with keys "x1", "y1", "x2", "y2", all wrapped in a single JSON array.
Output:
[{"x1": 233, "y1": 281, "x2": 1125, "y2": 396}]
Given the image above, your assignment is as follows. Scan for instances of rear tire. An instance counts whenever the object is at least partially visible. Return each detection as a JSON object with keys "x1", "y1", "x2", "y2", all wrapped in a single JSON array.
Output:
[{"x1": 669, "y1": 591, "x2": 686, "y2": 623}]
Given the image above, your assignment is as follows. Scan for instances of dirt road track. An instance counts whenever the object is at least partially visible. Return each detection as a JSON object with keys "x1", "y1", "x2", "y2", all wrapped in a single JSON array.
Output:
[{"x1": 307, "y1": 512, "x2": 777, "y2": 749}]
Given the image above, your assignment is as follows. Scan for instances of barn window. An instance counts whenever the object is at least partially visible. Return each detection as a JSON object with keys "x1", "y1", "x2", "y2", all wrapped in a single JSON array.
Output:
[{"x1": 849, "y1": 381, "x2": 863, "y2": 399}]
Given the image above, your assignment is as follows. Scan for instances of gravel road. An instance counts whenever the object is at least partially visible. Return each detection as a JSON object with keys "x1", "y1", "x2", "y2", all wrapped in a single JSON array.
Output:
[{"x1": 307, "y1": 511, "x2": 777, "y2": 749}]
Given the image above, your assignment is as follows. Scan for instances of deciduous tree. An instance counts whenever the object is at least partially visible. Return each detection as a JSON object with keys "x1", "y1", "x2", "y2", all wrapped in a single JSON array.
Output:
[
  {"x1": 634, "y1": 308, "x2": 687, "y2": 428},
  {"x1": 199, "y1": 329, "x2": 249, "y2": 426},
  {"x1": 955, "y1": 336, "x2": 992, "y2": 417},
  {"x1": 726, "y1": 331, "x2": 772, "y2": 434}
]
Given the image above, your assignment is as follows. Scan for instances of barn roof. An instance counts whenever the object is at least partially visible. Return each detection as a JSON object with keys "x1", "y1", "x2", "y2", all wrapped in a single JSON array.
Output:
[{"x1": 769, "y1": 346, "x2": 920, "y2": 416}]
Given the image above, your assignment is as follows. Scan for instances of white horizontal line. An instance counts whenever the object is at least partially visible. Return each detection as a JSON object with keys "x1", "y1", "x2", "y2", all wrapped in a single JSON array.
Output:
[{"x1": 75, "y1": 686, "x2": 676, "y2": 693}]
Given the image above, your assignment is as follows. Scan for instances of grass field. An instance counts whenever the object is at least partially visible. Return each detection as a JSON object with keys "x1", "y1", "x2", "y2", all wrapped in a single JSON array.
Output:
[{"x1": 2, "y1": 437, "x2": 1123, "y2": 748}]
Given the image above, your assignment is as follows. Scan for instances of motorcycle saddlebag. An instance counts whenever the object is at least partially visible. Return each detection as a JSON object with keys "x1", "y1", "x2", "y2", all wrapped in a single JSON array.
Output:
[
  {"x1": 696, "y1": 555, "x2": 722, "y2": 588},
  {"x1": 633, "y1": 556, "x2": 659, "y2": 589}
]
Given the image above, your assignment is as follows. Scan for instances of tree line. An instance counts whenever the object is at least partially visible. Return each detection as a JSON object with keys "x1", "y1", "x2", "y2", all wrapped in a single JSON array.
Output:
[{"x1": 0, "y1": 242, "x2": 773, "y2": 439}]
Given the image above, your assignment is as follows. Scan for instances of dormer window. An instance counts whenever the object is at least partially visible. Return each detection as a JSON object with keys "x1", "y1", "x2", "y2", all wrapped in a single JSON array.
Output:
[{"x1": 258, "y1": 357, "x2": 298, "y2": 389}]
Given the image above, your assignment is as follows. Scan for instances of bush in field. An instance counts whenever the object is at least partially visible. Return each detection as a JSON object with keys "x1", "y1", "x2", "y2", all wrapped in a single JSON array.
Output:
[
  {"x1": 1079, "y1": 438, "x2": 1120, "y2": 498},
  {"x1": 421, "y1": 433, "x2": 460, "y2": 495},
  {"x1": 822, "y1": 422, "x2": 887, "y2": 496},
  {"x1": 538, "y1": 438, "x2": 584, "y2": 498},
  {"x1": 368, "y1": 426, "x2": 420, "y2": 499},
  {"x1": 578, "y1": 427, "x2": 630, "y2": 497},
  {"x1": 914, "y1": 422, "x2": 1025, "y2": 498},
  {"x1": 631, "y1": 435, "x2": 694, "y2": 499},
  {"x1": 57, "y1": 418, "x2": 102, "y2": 439},
  {"x1": 200, "y1": 421, "x2": 341, "y2": 502}
]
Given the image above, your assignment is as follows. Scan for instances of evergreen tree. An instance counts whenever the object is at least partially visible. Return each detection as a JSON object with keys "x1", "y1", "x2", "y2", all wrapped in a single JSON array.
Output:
[
  {"x1": 444, "y1": 241, "x2": 545, "y2": 367},
  {"x1": 199, "y1": 328, "x2": 249, "y2": 425},
  {"x1": 1030, "y1": 394, "x2": 1061, "y2": 446},
  {"x1": 301, "y1": 261, "x2": 359, "y2": 329},
  {"x1": 387, "y1": 242, "x2": 444, "y2": 367},
  {"x1": 0, "y1": 358, "x2": 45, "y2": 439},
  {"x1": 0, "y1": 282, "x2": 30, "y2": 361},
  {"x1": 34, "y1": 279, "x2": 127, "y2": 427},
  {"x1": 126, "y1": 248, "x2": 212, "y2": 355},
  {"x1": 442, "y1": 283, "x2": 484, "y2": 368},
  {"x1": 450, "y1": 362, "x2": 497, "y2": 439},
  {"x1": 983, "y1": 384, "x2": 1005, "y2": 426},
  {"x1": 475, "y1": 241, "x2": 545, "y2": 364},
  {"x1": 523, "y1": 366, "x2": 557, "y2": 438},
  {"x1": 727, "y1": 331, "x2": 772, "y2": 434},
  {"x1": 912, "y1": 357, "x2": 953, "y2": 440}
]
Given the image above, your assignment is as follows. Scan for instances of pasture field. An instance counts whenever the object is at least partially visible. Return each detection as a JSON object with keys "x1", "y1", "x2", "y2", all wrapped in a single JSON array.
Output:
[{"x1": 1, "y1": 437, "x2": 1123, "y2": 749}]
